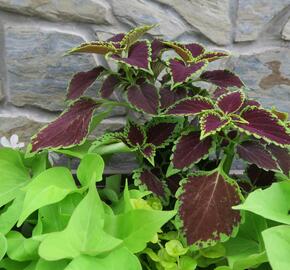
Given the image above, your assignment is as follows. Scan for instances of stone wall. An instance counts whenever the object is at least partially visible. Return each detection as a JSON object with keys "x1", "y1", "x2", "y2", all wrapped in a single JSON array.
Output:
[{"x1": 0, "y1": 0, "x2": 290, "y2": 145}]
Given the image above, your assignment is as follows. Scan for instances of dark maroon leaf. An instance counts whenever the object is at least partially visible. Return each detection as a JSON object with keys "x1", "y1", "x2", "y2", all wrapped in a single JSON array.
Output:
[
  {"x1": 246, "y1": 164, "x2": 275, "y2": 187},
  {"x1": 169, "y1": 59, "x2": 206, "y2": 84},
  {"x1": 141, "y1": 144, "x2": 156, "y2": 165},
  {"x1": 167, "y1": 174, "x2": 182, "y2": 195},
  {"x1": 200, "y1": 70, "x2": 244, "y2": 88},
  {"x1": 110, "y1": 40, "x2": 151, "y2": 70},
  {"x1": 217, "y1": 90, "x2": 245, "y2": 114},
  {"x1": 127, "y1": 82, "x2": 159, "y2": 114},
  {"x1": 270, "y1": 108, "x2": 289, "y2": 122},
  {"x1": 236, "y1": 107, "x2": 290, "y2": 146},
  {"x1": 200, "y1": 111, "x2": 228, "y2": 138},
  {"x1": 212, "y1": 87, "x2": 229, "y2": 99},
  {"x1": 165, "y1": 96, "x2": 213, "y2": 116},
  {"x1": 184, "y1": 43, "x2": 204, "y2": 58},
  {"x1": 31, "y1": 99, "x2": 99, "y2": 152},
  {"x1": 160, "y1": 87, "x2": 187, "y2": 110},
  {"x1": 237, "y1": 141, "x2": 278, "y2": 171},
  {"x1": 198, "y1": 52, "x2": 229, "y2": 62},
  {"x1": 266, "y1": 144, "x2": 290, "y2": 175},
  {"x1": 100, "y1": 74, "x2": 120, "y2": 98},
  {"x1": 106, "y1": 33, "x2": 125, "y2": 43},
  {"x1": 66, "y1": 67, "x2": 105, "y2": 100},
  {"x1": 151, "y1": 39, "x2": 167, "y2": 61},
  {"x1": 125, "y1": 121, "x2": 145, "y2": 147},
  {"x1": 135, "y1": 168, "x2": 167, "y2": 199},
  {"x1": 146, "y1": 119, "x2": 180, "y2": 148},
  {"x1": 178, "y1": 171, "x2": 242, "y2": 247},
  {"x1": 172, "y1": 131, "x2": 213, "y2": 169},
  {"x1": 240, "y1": 99, "x2": 261, "y2": 110}
]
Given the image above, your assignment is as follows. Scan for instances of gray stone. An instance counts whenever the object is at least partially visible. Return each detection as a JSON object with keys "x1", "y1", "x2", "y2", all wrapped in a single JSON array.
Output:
[
  {"x1": 227, "y1": 48, "x2": 290, "y2": 113},
  {"x1": 282, "y1": 19, "x2": 290, "y2": 40},
  {"x1": 0, "y1": 115, "x2": 44, "y2": 145},
  {"x1": 5, "y1": 25, "x2": 97, "y2": 111},
  {"x1": 0, "y1": 0, "x2": 112, "y2": 24},
  {"x1": 155, "y1": 0, "x2": 232, "y2": 45},
  {"x1": 0, "y1": 80, "x2": 4, "y2": 100},
  {"x1": 235, "y1": 0, "x2": 290, "y2": 42},
  {"x1": 110, "y1": 0, "x2": 189, "y2": 40},
  {"x1": 89, "y1": 117, "x2": 126, "y2": 139}
]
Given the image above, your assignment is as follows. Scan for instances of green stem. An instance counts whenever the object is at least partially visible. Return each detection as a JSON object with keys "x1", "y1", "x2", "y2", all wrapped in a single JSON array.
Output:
[
  {"x1": 93, "y1": 142, "x2": 133, "y2": 156},
  {"x1": 222, "y1": 142, "x2": 235, "y2": 174}
]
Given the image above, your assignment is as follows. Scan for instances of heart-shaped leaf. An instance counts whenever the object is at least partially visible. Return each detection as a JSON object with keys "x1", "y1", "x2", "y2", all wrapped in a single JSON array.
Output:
[
  {"x1": 233, "y1": 181, "x2": 290, "y2": 224},
  {"x1": 262, "y1": 225, "x2": 290, "y2": 270},
  {"x1": 39, "y1": 185, "x2": 122, "y2": 260},
  {"x1": 17, "y1": 167, "x2": 77, "y2": 226}
]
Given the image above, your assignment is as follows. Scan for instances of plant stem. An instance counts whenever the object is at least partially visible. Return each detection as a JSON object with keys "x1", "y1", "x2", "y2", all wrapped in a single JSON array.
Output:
[
  {"x1": 93, "y1": 142, "x2": 132, "y2": 155},
  {"x1": 222, "y1": 142, "x2": 235, "y2": 174}
]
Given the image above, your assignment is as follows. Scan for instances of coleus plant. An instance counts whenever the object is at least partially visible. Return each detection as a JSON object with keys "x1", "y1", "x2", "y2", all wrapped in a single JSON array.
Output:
[{"x1": 27, "y1": 25, "x2": 290, "y2": 269}]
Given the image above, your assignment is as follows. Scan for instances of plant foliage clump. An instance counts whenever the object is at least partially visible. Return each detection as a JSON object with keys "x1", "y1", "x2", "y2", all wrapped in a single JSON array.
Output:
[{"x1": 0, "y1": 25, "x2": 290, "y2": 270}]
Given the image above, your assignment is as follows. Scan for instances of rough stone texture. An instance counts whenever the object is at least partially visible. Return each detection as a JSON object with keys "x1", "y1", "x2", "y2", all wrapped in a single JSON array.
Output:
[
  {"x1": 0, "y1": 1, "x2": 290, "y2": 170},
  {"x1": 0, "y1": 0, "x2": 112, "y2": 24},
  {"x1": 0, "y1": 116, "x2": 44, "y2": 144},
  {"x1": 0, "y1": 80, "x2": 4, "y2": 100},
  {"x1": 5, "y1": 25, "x2": 96, "y2": 111},
  {"x1": 111, "y1": 0, "x2": 189, "y2": 40},
  {"x1": 227, "y1": 48, "x2": 290, "y2": 112},
  {"x1": 282, "y1": 19, "x2": 290, "y2": 40},
  {"x1": 155, "y1": 0, "x2": 232, "y2": 45},
  {"x1": 235, "y1": 0, "x2": 290, "y2": 42}
]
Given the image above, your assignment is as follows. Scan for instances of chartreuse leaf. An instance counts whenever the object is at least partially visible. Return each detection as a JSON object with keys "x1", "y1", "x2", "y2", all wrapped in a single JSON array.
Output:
[
  {"x1": 0, "y1": 232, "x2": 7, "y2": 260},
  {"x1": 35, "y1": 259, "x2": 69, "y2": 270},
  {"x1": 262, "y1": 225, "x2": 290, "y2": 270},
  {"x1": 34, "y1": 193, "x2": 83, "y2": 235},
  {"x1": 65, "y1": 247, "x2": 141, "y2": 270},
  {"x1": 76, "y1": 153, "x2": 104, "y2": 186},
  {"x1": 38, "y1": 184, "x2": 122, "y2": 260},
  {"x1": 104, "y1": 208, "x2": 176, "y2": 253},
  {"x1": 0, "y1": 159, "x2": 30, "y2": 207},
  {"x1": 6, "y1": 231, "x2": 39, "y2": 261},
  {"x1": 17, "y1": 167, "x2": 77, "y2": 226},
  {"x1": 200, "y1": 243, "x2": 226, "y2": 259},
  {"x1": 233, "y1": 181, "x2": 290, "y2": 224},
  {"x1": 0, "y1": 258, "x2": 30, "y2": 270},
  {"x1": 214, "y1": 267, "x2": 231, "y2": 270},
  {"x1": 0, "y1": 193, "x2": 24, "y2": 235},
  {"x1": 224, "y1": 212, "x2": 268, "y2": 270},
  {"x1": 180, "y1": 256, "x2": 197, "y2": 270},
  {"x1": 0, "y1": 147, "x2": 26, "y2": 170}
]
